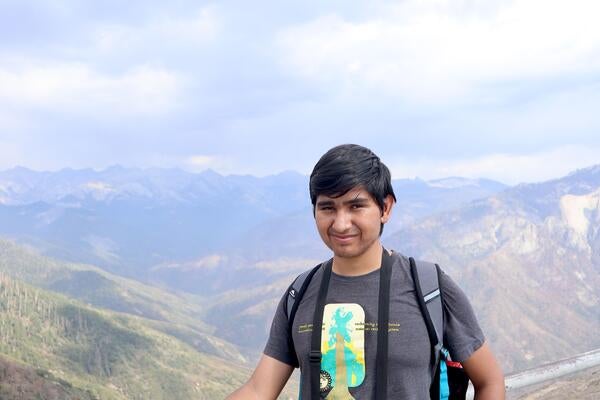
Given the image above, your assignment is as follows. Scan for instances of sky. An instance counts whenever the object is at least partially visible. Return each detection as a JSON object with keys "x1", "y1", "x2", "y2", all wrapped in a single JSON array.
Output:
[{"x1": 1, "y1": 0, "x2": 599, "y2": 185}]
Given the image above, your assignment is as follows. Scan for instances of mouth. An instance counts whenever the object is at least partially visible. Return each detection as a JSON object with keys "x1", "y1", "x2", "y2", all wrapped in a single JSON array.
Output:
[{"x1": 330, "y1": 233, "x2": 358, "y2": 244}]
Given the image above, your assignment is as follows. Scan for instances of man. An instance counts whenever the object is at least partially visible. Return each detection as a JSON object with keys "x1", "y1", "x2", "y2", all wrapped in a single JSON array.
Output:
[{"x1": 228, "y1": 144, "x2": 505, "y2": 399}]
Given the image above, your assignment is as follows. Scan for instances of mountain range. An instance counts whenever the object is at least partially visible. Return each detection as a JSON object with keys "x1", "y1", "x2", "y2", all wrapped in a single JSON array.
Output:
[
  {"x1": 0, "y1": 164, "x2": 599, "y2": 397},
  {"x1": 0, "y1": 166, "x2": 506, "y2": 290},
  {"x1": 387, "y1": 165, "x2": 600, "y2": 371}
]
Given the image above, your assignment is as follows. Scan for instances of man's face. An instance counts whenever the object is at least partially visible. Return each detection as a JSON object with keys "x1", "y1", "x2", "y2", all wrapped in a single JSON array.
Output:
[{"x1": 314, "y1": 187, "x2": 393, "y2": 260}]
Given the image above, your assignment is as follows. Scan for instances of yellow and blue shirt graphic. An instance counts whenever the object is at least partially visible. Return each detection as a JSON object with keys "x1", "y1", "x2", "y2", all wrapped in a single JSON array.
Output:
[{"x1": 320, "y1": 303, "x2": 365, "y2": 399}]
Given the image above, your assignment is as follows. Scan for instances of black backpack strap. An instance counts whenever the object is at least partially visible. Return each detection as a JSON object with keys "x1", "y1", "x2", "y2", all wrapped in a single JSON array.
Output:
[
  {"x1": 374, "y1": 249, "x2": 393, "y2": 400},
  {"x1": 310, "y1": 260, "x2": 333, "y2": 400},
  {"x1": 409, "y1": 258, "x2": 444, "y2": 370},
  {"x1": 285, "y1": 263, "x2": 322, "y2": 333}
]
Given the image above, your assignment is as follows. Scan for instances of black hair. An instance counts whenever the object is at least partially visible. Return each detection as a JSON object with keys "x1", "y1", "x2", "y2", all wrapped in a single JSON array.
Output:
[{"x1": 309, "y1": 144, "x2": 396, "y2": 233}]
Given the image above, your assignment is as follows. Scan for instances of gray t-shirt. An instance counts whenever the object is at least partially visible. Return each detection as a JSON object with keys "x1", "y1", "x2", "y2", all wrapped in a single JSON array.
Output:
[{"x1": 264, "y1": 251, "x2": 485, "y2": 399}]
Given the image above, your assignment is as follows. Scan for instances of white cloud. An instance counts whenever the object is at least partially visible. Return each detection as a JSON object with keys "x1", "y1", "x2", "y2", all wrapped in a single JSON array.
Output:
[
  {"x1": 277, "y1": 0, "x2": 600, "y2": 105},
  {"x1": 93, "y1": 6, "x2": 220, "y2": 53},
  {"x1": 0, "y1": 61, "x2": 181, "y2": 115},
  {"x1": 0, "y1": 6, "x2": 218, "y2": 119},
  {"x1": 157, "y1": 7, "x2": 220, "y2": 40},
  {"x1": 0, "y1": 139, "x2": 24, "y2": 170},
  {"x1": 0, "y1": 111, "x2": 33, "y2": 133},
  {"x1": 187, "y1": 155, "x2": 216, "y2": 168},
  {"x1": 184, "y1": 154, "x2": 234, "y2": 173},
  {"x1": 389, "y1": 145, "x2": 600, "y2": 184}
]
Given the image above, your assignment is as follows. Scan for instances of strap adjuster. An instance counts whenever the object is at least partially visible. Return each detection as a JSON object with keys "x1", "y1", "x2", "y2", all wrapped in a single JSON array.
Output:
[{"x1": 309, "y1": 350, "x2": 321, "y2": 364}]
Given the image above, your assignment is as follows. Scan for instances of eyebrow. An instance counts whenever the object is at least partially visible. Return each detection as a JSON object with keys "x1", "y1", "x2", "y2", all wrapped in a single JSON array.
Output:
[{"x1": 316, "y1": 196, "x2": 370, "y2": 207}]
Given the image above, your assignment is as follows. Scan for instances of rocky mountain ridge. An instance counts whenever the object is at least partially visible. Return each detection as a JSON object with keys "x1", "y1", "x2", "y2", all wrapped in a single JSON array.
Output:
[
  {"x1": 386, "y1": 164, "x2": 600, "y2": 371},
  {"x1": 0, "y1": 166, "x2": 506, "y2": 284}
]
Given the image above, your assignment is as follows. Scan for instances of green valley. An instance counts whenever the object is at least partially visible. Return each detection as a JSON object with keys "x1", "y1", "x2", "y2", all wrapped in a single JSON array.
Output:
[{"x1": 0, "y1": 272, "x2": 251, "y2": 399}]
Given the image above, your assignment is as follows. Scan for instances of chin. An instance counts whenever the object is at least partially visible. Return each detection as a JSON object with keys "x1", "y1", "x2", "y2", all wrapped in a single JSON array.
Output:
[
  {"x1": 331, "y1": 245, "x2": 362, "y2": 259},
  {"x1": 328, "y1": 239, "x2": 379, "y2": 259}
]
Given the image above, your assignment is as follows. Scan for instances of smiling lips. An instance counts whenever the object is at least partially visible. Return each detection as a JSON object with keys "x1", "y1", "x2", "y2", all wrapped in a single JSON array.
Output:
[{"x1": 330, "y1": 233, "x2": 359, "y2": 243}]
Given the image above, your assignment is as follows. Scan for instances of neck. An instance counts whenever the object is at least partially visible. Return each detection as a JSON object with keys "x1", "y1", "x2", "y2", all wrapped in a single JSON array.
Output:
[{"x1": 332, "y1": 242, "x2": 383, "y2": 277}]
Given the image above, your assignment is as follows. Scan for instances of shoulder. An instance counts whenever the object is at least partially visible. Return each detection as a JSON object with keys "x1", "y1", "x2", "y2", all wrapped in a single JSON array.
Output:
[
  {"x1": 287, "y1": 261, "x2": 326, "y2": 296},
  {"x1": 388, "y1": 249, "x2": 411, "y2": 272},
  {"x1": 283, "y1": 261, "x2": 327, "y2": 315},
  {"x1": 389, "y1": 250, "x2": 439, "y2": 286},
  {"x1": 388, "y1": 249, "x2": 439, "y2": 272},
  {"x1": 389, "y1": 250, "x2": 461, "y2": 290}
]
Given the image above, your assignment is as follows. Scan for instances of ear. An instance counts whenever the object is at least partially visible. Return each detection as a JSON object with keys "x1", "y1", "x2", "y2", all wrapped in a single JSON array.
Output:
[{"x1": 381, "y1": 194, "x2": 394, "y2": 224}]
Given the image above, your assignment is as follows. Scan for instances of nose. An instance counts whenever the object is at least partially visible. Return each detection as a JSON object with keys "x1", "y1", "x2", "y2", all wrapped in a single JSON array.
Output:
[{"x1": 331, "y1": 209, "x2": 352, "y2": 232}]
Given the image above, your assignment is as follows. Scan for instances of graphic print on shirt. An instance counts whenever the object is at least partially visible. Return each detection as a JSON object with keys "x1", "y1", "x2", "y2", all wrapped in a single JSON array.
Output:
[{"x1": 319, "y1": 303, "x2": 365, "y2": 399}]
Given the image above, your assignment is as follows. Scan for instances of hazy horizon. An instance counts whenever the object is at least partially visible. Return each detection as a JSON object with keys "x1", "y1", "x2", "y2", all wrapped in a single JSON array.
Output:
[
  {"x1": 1, "y1": 1, "x2": 600, "y2": 185},
  {"x1": 3, "y1": 161, "x2": 600, "y2": 188}
]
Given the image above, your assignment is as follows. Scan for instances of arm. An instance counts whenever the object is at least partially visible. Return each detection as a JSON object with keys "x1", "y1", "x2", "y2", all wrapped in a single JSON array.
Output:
[
  {"x1": 461, "y1": 341, "x2": 505, "y2": 400},
  {"x1": 226, "y1": 354, "x2": 294, "y2": 400}
]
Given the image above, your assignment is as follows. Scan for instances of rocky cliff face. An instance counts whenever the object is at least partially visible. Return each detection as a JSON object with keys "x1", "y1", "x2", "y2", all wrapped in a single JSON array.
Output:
[{"x1": 387, "y1": 165, "x2": 600, "y2": 372}]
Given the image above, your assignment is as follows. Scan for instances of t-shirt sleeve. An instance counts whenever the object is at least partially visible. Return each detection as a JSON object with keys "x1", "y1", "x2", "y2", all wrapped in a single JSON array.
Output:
[
  {"x1": 439, "y1": 269, "x2": 485, "y2": 363},
  {"x1": 263, "y1": 291, "x2": 299, "y2": 367}
]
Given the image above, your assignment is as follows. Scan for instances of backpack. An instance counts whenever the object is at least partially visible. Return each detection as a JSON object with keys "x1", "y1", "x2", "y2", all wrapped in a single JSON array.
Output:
[{"x1": 283, "y1": 254, "x2": 470, "y2": 400}]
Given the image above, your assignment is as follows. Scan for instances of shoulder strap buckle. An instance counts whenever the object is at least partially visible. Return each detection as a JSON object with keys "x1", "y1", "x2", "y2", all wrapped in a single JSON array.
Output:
[{"x1": 309, "y1": 350, "x2": 322, "y2": 364}]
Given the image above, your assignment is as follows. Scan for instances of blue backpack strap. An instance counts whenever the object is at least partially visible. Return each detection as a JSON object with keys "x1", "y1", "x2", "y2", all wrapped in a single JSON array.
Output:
[{"x1": 409, "y1": 257, "x2": 449, "y2": 400}]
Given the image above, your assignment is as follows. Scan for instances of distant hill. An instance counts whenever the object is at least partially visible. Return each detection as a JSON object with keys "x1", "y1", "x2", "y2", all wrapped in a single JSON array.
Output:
[
  {"x1": 386, "y1": 164, "x2": 600, "y2": 372},
  {"x1": 0, "y1": 166, "x2": 506, "y2": 285},
  {"x1": 0, "y1": 167, "x2": 309, "y2": 277},
  {"x1": 0, "y1": 238, "x2": 245, "y2": 363},
  {"x1": 0, "y1": 354, "x2": 96, "y2": 400},
  {"x1": 0, "y1": 273, "x2": 251, "y2": 399},
  {"x1": 0, "y1": 244, "x2": 305, "y2": 398}
]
